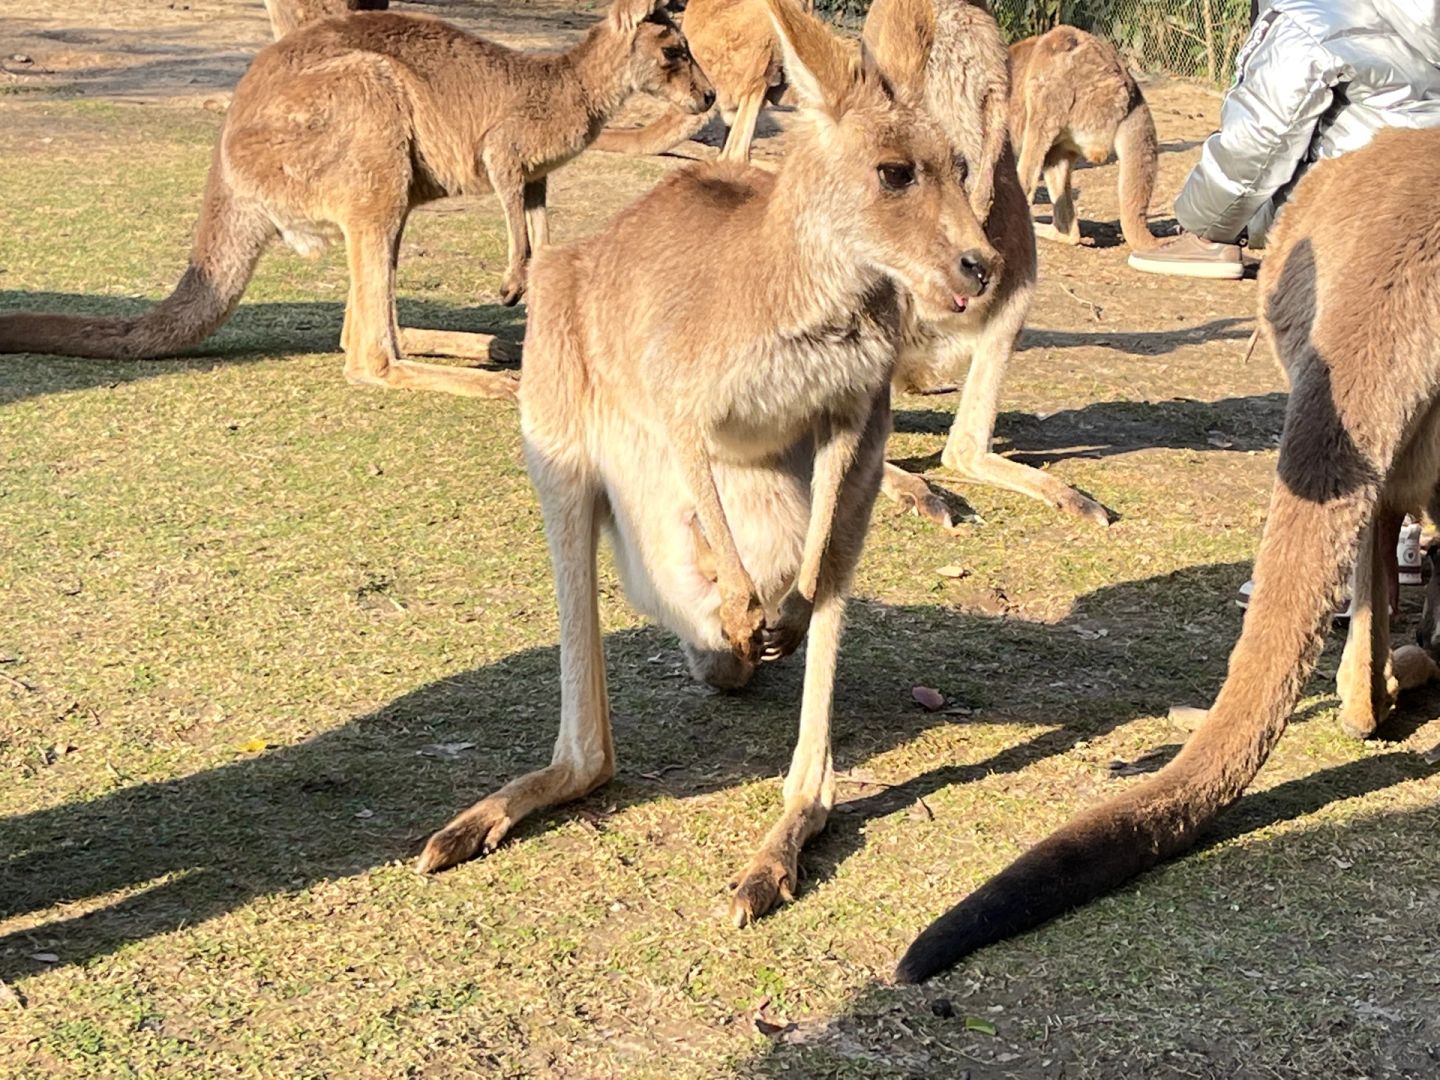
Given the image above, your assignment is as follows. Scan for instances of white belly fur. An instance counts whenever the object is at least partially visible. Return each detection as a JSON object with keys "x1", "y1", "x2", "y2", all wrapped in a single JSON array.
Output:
[{"x1": 595, "y1": 410, "x2": 810, "y2": 652}]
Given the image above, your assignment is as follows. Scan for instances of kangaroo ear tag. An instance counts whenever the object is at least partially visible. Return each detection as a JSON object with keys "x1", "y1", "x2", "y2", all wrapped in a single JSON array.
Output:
[{"x1": 1398, "y1": 516, "x2": 1423, "y2": 588}]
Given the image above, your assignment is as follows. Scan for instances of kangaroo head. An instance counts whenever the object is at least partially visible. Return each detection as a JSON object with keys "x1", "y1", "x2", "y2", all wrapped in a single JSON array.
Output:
[
  {"x1": 611, "y1": 0, "x2": 716, "y2": 115},
  {"x1": 766, "y1": 0, "x2": 1000, "y2": 323}
]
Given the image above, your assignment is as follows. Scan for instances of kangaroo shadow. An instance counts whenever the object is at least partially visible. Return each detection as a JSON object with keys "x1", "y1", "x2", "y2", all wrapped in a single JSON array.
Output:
[
  {"x1": 1019, "y1": 315, "x2": 1252, "y2": 357},
  {"x1": 0, "y1": 559, "x2": 1294, "y2": 982},
  {"x1": 893, "y1": 392, "x2": 1287, "y2": 468},
  {"x1": 0, "y1": 290, "x2": 525, "y2": 406},
  {"x1": 745, "y1": 784, "x2": 1440, "y2": 1078}
]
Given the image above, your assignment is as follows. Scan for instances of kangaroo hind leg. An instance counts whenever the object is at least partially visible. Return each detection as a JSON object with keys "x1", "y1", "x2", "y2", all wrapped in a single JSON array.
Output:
[{"x1": 417, "y1": 453, "x2": 613, "y2": 872}]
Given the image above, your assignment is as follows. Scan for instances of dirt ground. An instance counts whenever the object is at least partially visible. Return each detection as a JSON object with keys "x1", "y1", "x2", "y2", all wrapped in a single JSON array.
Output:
[{"x1": 4, "y1": 2, "x2": 1440, "y2": 1079}]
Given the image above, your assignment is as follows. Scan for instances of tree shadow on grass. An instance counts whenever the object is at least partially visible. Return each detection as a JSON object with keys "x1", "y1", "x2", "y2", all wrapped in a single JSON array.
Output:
[
  {"x1": 0, "y1": 560, "x2": 1280, "y2": 981},
  {"x1": 0, "y1": 289, "x2": 525, "y2": 406}
]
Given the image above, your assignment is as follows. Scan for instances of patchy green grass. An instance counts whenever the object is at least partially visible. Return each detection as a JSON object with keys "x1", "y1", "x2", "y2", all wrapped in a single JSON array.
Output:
[{"x1": 3, "y1": 92, "x2": 1439, "y2": 1080}]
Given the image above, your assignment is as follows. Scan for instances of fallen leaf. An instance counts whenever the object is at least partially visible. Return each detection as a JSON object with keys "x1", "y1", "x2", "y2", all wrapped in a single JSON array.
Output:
[
  {"x1": 41, "y1": 743, "x2": 77, "y2": 766},
  {"x1": 1422, "y1": 743, "x2": 1440, "y2": 766},
  {"x1": 907, "y1": 798, "x2": 935, "y2": 822},
  {"x1": 416, "y1": 741, "x2": 477, "y2": 759},
  {"x1": 236, "y1": 738, "x2": 272, "y2": 754},
  {"x1": 354, "y1": 808, "x2": 374, "y2": 820},
  {"x1": 934, "y1": 564, "x2": 969, "y2": 579},
  {"x1": 0, "y1": 977, "x2": 25, "y2": 1009},
  {"x1": 963, "y1": 1015, "x2": 997, "y2": 1035},
  {"x1": 751, "y1": 997, "x2": 796, "y2": 1039},
  {"x1": 911, "y1": 686, "x2": 945, "y2": 711},
  {"x1": 30, "y1": 953, "x2": 58, "y2": 964}
]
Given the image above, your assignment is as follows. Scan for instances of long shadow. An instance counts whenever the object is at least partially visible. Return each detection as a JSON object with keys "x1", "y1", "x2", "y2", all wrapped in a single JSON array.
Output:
[
  {"x1": 1019, "y1": 315, "x2": 1252, "y2": 357},
  {"x1": 0, "y1": 290, "x2": 525, "y2": 406},
  {"x1": 746, "y1": 778, "x2": 1440, "y2": 1078},
  {"x1": 894, "y1": 392, "x2": 1288, "y2": 466},
  {"x1": 2, "y1": 561, "x2": 1266, "y2": 981}
]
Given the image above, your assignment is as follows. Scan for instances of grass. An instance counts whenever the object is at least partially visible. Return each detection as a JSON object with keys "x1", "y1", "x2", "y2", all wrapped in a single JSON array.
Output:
[{"x1": 3, "y1": 92, "x2": 1440, "y2": 1079}]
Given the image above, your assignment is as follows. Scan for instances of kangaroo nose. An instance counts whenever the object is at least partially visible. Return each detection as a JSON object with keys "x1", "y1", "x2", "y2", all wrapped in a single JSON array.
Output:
[
  {"x1": 701, "y1": 88, "x2": 716, "y2": 110},
  {"x1": 958, "y1": 250, "x2": 991, "y2": 293}
]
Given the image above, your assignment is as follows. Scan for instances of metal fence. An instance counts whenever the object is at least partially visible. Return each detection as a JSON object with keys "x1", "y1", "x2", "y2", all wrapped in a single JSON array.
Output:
[{"x1": 820, "y1": 0, "x2": 1254, "y2": 86}]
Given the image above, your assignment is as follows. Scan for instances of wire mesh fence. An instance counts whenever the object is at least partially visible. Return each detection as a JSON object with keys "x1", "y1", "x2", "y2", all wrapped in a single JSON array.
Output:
[
  {"x1": 992, "y1": 0, "x2": 1252, "y2": 83},
  {"x1": 818, "y1": 0, "x2": 1254, "y2": 86}
]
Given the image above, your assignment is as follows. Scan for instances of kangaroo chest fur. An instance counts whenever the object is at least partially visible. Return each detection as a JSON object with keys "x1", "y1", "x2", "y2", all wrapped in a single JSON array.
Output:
[{"x1": 708, "y1": 281, "x2": 900, "y2": 460}]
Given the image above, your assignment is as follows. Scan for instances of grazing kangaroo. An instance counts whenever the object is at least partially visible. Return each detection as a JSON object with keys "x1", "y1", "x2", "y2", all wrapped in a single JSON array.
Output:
[
  {"x1": 1009, "y1": 26, "x2": 1159, "y2": 250},
  {"x1": 595, "y1": 0, "x2": 784, "y2": 161},
  {"x1": 896, "y1": 128, "x2": 1440, "y2": 983},
  {"x1": 263, "y1": 0, "x2": 387, "y2": 40},
  {"x1": 418, "y1": 0, "x2": 996, "y2": 926},
  {"x1": 0, "y1": 3, "x2": 713, "y2": 398},
  {"x1": 863, "y1": 0, "x2": 1109, "y2": 528}
]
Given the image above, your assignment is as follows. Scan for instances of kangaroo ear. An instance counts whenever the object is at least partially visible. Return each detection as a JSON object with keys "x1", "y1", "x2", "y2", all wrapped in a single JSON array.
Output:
[
  {"x1": 763, "y1": 0, "x2": 859, "y2": 117},
  {"x1": 609, "y1": 0, "x2": 656, "y2": 33},
  {"x1": 857, "y1": 39, "x2": 898, "y2": 102}
]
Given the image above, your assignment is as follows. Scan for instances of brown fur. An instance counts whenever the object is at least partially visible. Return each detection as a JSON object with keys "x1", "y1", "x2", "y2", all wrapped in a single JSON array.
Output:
[
  {"x1": 595, "y1": 0, "x2": 786, "y2": 161},
  {"x1": 415, "y1": 0, "x2": 996, "y2": 927},
  {"x1": 1009, "y1": 26, "x2": 1158, "y2": 250},
  {"x1": 263, "y1": 0, "x2": 388, "y2": 40},
  {"x1": 0, "y1": 3, "x2": 713, "y2": 399},
  {"x1": 864, "y1": 0, "x2": 1109, "y2": 527},
  {"x1": 896, "y1": 127, "x2": 1440, "y2": 983}
]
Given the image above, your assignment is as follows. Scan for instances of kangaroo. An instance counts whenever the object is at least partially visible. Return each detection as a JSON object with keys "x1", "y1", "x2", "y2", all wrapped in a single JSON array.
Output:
[
  {"x1": 594, "y1": 0, "x2": 784, "y2": 162},
  {"x1": 863, "y1": 0, "x2": 1109, "y2": 528},
  {"x1": 895, "y1": 127, "x2": 1440, "y2": 983},
  {"x1": 0, "y1": 3, "x2": 714, "y2": 399},
  {"x1": 1009, "y1": 26, "x2": 1158, "y2": 251},
  {"x1": 263, "y1": 0, "x2": 388, "y2": 40},
  {"x1": 416, "y1": 0, "x2": 996, "y2": 927}
]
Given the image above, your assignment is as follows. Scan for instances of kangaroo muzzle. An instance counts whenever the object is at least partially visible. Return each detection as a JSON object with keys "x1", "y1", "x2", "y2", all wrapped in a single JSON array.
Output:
[{"x1": 948, "y1": 248, "x2": 996, "y2": 313}]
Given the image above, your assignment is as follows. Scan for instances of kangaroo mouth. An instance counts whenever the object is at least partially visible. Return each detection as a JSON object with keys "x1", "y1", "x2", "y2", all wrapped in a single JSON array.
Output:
[{"x1": 951, "y1": 294, "x2": 969, "y2": 314}]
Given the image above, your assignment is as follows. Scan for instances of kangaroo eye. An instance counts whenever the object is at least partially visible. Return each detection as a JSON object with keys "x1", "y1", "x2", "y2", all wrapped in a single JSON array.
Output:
[
  {"x1": 877, "y1": 162, "x2": 916, "y2": 192},
  {"x1": 662, "y1": 46, "x2": 688, "y2": 63},
  {"x1": 953, "y1": 155, "x2": 969, "y2": 183}
]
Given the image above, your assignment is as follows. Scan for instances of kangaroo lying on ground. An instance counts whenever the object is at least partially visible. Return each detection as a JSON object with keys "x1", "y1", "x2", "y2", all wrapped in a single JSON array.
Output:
[
  {"x1": 863, "y1": 0, "x2": 1109, "y2": 528},
  {"x1": 895, "y1": 127, "x2": 1440, "y2": 983},
  {"x1": 263, "y1": 0, "x2": 387, "y2": 40},
  {"x1": 417, "y1": 0, "x2": 996, "y2": 926},
  {"x1": 0, "y1": 2, "x2": 713, "y2": 398},
  {"x1": 594, "y1": 0, "x2": 784, "y2": 161},
  {"x1": 1009, "y1": 26, "x2": 1159, "y2": 250}
]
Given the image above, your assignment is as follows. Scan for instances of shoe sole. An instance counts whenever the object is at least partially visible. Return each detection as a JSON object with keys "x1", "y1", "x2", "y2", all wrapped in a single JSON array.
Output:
[{"x1": 1127, "y1": 253, "x2": 1244, "y2": 280}]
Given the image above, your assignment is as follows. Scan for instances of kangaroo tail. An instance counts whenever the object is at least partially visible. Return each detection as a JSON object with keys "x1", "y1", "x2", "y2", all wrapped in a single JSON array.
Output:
[
  {"x1": 0, "y1": 156, "x2": 273, "y2": 360},
  {"x1": 1114, "y1": 89, "x2": 1159, "y2": 251},
  {"x1": 591, "y1": 109, "x2": 711, "y2": 156},
  {"x1": 896, "y1": 384, "x2": 1380, "y2": 982}
]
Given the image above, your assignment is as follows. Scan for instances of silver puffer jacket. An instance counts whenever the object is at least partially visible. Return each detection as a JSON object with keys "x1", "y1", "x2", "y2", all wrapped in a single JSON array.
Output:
[{"x1": 1175, "y1": 0, "x2": 1440, "y2": 246}]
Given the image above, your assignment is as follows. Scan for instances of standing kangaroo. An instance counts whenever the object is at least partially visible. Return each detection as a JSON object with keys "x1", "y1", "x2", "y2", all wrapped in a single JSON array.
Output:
[
  {"x1": 1009, "y1": 26, "x2": 1159, "y2": 250},
  {"x1": 0, "y1": 3, "x2": 713, "y2": 398},
  {"x1": 594, "y1": 0, "x2": 783, "y2": 161},
  {"x1": 863, "y1": 0, "x2": 1109, "y2": 528},
  {"x1": 896, "y1": 128, "x2": 1440, "y2": 983},
  {"x1": 263, "y1": 0, "x2": 387, "y2": 40},
  {"x1": 417, "y1": 0, "x2": 996, "y2": 926}
]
